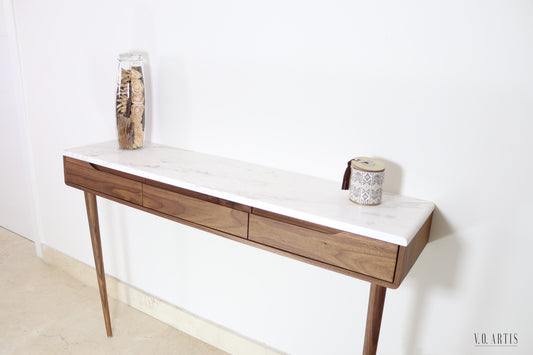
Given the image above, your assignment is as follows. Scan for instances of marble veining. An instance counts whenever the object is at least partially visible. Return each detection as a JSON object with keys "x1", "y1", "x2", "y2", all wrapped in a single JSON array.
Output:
[{"x1": 64, "y1": 141, "x2": 434, "y2": 246}]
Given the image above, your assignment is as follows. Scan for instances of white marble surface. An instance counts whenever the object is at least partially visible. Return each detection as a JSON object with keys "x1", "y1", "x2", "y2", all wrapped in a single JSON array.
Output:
[{"x1": 64, "y1": 141, "x2": 434, "y2": 246}]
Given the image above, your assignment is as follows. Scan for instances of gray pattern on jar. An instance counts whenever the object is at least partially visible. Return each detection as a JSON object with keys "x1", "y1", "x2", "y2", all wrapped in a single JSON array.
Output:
[{"x1": 349, "y1": 168, "x2": 384, "y2": 205}]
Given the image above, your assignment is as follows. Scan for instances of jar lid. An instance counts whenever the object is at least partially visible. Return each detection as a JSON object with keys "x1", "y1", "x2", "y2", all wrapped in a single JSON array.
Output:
[
  {"x1": 350, "y1": 157, "x2": 385, "y2": 172},
  {"x1": 118, "y1": 53, "x2": 143, "y2": 62}
]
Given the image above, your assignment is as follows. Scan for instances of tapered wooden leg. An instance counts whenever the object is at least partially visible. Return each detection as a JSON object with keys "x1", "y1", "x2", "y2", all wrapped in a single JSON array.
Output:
[
  {"x1": 84, "y1": 191, "x2": 113, "y2": 336},
  {"x1": 363, "y1": 283, "x2": 387, "y2": 355}
]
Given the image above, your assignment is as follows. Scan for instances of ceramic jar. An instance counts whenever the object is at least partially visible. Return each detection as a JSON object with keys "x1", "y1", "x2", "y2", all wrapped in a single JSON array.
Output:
[{"x1": 342, "y1": 157, "x2": 385, "y2": 205}]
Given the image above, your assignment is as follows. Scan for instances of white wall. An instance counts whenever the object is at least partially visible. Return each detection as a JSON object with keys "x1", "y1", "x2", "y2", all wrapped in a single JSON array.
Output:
[
  {"x1": 10, "y1": 0, "x2": 533, "y2": 354},
  {"x1": 0, "y1": 0, "x2": 38, "y2": 243}
]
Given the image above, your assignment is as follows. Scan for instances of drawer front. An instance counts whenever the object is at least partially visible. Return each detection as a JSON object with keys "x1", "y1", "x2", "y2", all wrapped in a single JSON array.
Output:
[
  {"x1": 64, "y1": 157, "x2": 142, "y2": 204},
  {"x1": 249, "y1": 214, "x2": 398, "y2": 282},
  {"x1": 143, "y1": 184, "x2": 249, "y2": 238}
]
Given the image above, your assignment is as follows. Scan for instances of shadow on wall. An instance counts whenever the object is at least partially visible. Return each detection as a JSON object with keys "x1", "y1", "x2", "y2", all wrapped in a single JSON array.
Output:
[
  {"x1": 403, "y1": 208, "x2": 459, "y2": 355},
  {"x1": 376, "y1": 157, "x2": 460, "y2": 354},
  {"x1": 377, "y1": 158, "x2": 403, "y2": 194}
]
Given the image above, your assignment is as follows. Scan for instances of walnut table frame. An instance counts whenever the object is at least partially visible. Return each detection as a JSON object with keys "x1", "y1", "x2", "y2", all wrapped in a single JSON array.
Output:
[{"x1": 63, "y1": 142, "x2": 434, "y2": 355}]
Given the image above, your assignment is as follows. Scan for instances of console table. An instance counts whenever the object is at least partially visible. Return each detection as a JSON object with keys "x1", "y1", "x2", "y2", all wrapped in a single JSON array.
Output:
[{"x1": 63, "y1": 141, "x2": 434, "y2": 355}]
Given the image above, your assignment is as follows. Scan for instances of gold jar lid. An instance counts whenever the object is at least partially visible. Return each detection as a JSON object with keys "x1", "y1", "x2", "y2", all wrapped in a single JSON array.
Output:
[{"x1": 350, "y1": 157, "x2": 385, "y2": 172}]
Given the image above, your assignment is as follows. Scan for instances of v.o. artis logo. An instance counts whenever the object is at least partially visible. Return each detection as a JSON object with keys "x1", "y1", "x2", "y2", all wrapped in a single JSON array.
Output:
[{"x1": 474, "y1": 332, "x2": 518, "y2": 347}]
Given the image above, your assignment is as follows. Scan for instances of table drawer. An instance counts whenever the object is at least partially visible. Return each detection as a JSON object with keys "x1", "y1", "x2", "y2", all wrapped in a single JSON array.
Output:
[
  {"x1": 64, "y1": 157, "x2": 142, "y2": 204},
  {"x1": 249, "y1": 213, "x2": 398, "y2": 282},
  {"x1": 143, "y1": 184, "x2": 249, "y2": 238}
]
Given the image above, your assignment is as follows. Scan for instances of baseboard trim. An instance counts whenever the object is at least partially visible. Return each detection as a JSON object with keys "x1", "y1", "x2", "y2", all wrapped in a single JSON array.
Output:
[{"x1": 41, "y1": 244, "x2": 284, "y2": 355}]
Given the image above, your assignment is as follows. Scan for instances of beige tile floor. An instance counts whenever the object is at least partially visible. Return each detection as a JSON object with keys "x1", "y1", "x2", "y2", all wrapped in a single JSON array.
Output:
[{"x1": 0, "y1": 227, "x2": 228, "y2": 355}]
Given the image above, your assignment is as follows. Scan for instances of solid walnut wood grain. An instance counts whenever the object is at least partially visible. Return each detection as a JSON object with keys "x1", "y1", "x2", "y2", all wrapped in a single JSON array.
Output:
[
  {"x1": 145, "y1": 179, "x2": 252, "y2": 213},
  {"x1": 67, "y1": 184, "x2": 399, "y2": 287},
  {"x1": 64, "y1": 156, "x2": 431, "y2": 288},
  {"x1": 252, "y1": 208, "x2": 341, "y2": 234},
  {"x1": 64, "y1": 157, "x2": 142, "y2": 205},
  {"x1": 363, "y1": 284, "x2": 387, "y2": 355},
  {"x1": 63, "y1": 153, "x2": 433, "y2": 354},
  {"x1": 143, "y1": 184, "x2": 249, "y2": 238},
  {"x1": 84, "y1": 191, "x2": 112, "y2": 336},
  {"x1": 249, "y1": 214, "x2": 398, "y2": 282}
]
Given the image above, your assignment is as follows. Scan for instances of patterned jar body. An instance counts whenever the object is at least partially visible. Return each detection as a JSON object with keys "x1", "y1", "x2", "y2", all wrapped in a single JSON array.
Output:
[
  {"x1": 348, "y1": 158, "x2": 385, "y2": 205},
  {"x1": 116, "y1": 54, "x2": 145, "y2": 150}
]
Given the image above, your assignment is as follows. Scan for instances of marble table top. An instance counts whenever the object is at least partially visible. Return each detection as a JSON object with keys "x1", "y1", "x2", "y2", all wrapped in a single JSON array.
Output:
[{"x1": 64, "y1": 142, "x2": 434, "y2": 246}]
